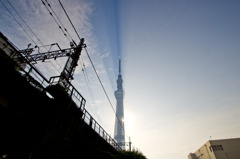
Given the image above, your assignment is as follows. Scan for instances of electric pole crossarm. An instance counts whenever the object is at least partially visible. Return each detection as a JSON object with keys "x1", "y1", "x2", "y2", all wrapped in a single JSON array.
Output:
[
  {"x1": 21, "y1": 48, "x2": 74, "y2": 62},
  {"x1": 18, "y1": 39, "x2": 86, "y2": 89},
  {"x1": 60, "y1": 38, "x2": 86, "y2": 82}
]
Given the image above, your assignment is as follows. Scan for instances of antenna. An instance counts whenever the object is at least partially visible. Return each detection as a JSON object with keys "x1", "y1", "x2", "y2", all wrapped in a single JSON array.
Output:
[{"x1": 119, "y1": 59, "x2": 121, "y2": 74}]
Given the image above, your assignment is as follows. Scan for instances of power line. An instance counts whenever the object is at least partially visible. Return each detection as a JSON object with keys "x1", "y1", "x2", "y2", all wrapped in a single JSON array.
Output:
[
  {"x1": 84, "y1": 48, "x2": 116, "y2": 114},
  {"x1": 56, "y1": 0, "x2": 117, "y2": 120},
  {"x1": 2, "y1": 0, "x2": 126, "y2": 141},
  {"x1": 79, "y1": 56, "x2": 95, "y2": 104},
  {"x1": 0, "y1": 0, "x2": 38, "y2": 46},
  {"x1": 58, "y1": 0, "x2": 126, "y2": 135},
  {"x1": 58, "y1": 0, "x2": 81, "y2": 41},
  {"x1": 44, "y1": 0, "x2": 76, "y2": 45},
  {"x1": 79, "y1": 57, "x2": 113, "y2": 138},
  {"x1": 5, "y1": 0, "x2": 42, "y2": 46},
  {"x1": 41, "y1": 0, "x2": 72, "y2": 43},
  {"x1": 3, "y1": 0, "x2": 62, "y2": 73},
  {"x1": 57, "y1": 0, "x2": 126, "y2": 140},
  {"x1": 84, "y1": 47, "x2": 125, "y2": 134}
]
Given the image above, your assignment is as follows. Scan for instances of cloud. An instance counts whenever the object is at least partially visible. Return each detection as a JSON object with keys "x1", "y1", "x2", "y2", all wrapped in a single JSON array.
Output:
[
  {"x1": 1, "y1": 0, "x2": 94, "y2": 49},
  {"x1": 101, "y1": 52, "x2": 109, "y2": 58},
  {"x1": 1, "y1": 0, "x2": 117, "y2": 139},
  {"x1": 1, "y1": 0, "x2": 99, "y2": 75}
]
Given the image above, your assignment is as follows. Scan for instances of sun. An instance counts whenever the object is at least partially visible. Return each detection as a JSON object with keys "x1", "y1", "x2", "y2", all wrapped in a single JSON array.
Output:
[{"x1": 124, "y1": 111, "x2": 135, "y2": 133}]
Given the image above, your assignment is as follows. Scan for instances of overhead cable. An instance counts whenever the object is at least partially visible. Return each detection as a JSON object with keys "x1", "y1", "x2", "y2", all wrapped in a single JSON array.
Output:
[
  {"x1": 79, "y1": 56, "x2": 95, "y2": 104},
  {"x1": 44, "y1": 0, "x2": 76, "y2": 44},
  {"x1": 0, "y1": 0, "x2": 38, "y2": 46},
  {"x1": 58, "y1": 0, "x2": 81, "y2": 41},
  {"x1": 6, "y1": 0, "x2": 42, "y2": 46},
  {"x1": 84, "y1": 47, "x2": 125, "y2": 134},
  {"x1": 58, "y1": 0, "x2": 126, "y2": 138},
  {"x1": 5, "y1": 0, "x2": 62, "y2": 73},
  {"x1": 41, "y1": 0, "x2": 72, "y2": 43}
]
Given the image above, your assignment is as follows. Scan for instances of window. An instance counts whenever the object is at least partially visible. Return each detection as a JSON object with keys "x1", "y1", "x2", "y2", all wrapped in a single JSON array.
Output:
[
  {"x1": 209, "y1": 145, "x2": 224, "y2": 152},
  {"x1": 196, "y1": 154, "x2": 204, "y2": 159}
]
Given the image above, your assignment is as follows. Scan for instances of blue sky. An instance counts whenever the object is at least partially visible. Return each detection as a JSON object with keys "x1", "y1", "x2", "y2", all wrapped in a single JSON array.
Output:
[{"x1": 1, "y1": 0, "x2": 240, "y2": 159}]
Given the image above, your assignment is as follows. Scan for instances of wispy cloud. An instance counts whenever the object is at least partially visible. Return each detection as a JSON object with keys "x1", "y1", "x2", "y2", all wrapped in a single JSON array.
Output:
[
  {"x1": 1, "y1": 0, "x2": 94, "y2": 48},
  {"x1": 0, "y1": 0, "x2": 99, "y2": 78},
  {"x1": 101, "y1": 52, "x2": 109, "y2": 58},
  {"x1": 0, "y1": 0, "x2": 117, "y2": 139}
]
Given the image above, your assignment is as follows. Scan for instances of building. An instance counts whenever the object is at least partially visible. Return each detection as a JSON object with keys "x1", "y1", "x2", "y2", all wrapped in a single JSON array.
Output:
[
  {"x1": 0, "y1": 32, "x2": 26, "y2": 69},
  {"x1": 188, "y1": 138, "x2": 240, "y2": 159},
  {"x1": 0, "y1": 32, "x2": 18, "y2": 57},
  {"x1": 114, "y1": 60, "x2": 125, "y2": 149}
]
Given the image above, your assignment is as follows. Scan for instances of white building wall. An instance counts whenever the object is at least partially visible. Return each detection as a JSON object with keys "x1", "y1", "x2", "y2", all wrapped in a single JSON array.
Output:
[{"x1": 188, "y1": 138, "x2": 240, "y2": 159}]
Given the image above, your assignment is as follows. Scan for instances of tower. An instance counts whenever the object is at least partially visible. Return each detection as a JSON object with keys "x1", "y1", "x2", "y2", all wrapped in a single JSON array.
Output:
[{"x1": 114, "y1": 60, "x2": 125, "y2": 149}]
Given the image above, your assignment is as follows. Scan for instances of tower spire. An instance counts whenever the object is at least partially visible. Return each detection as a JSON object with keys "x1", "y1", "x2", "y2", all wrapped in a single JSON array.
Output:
[
  {"x1": 119, "y1": 59, "x2": 121, "y2": 75},
  {"x1": 114, "y1": 59, "x2": 125, "y2": 149}
]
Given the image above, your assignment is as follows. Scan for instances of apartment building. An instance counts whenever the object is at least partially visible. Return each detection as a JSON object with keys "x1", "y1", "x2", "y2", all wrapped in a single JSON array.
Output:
[{"x1": 188, "y1": 138, "x2": 240, "y2": 159}]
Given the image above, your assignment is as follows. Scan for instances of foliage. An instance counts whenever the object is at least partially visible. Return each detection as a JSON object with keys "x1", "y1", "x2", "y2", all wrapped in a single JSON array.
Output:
[{"x1": 116, "y1": 149, "x2": 147, "y2": 159}]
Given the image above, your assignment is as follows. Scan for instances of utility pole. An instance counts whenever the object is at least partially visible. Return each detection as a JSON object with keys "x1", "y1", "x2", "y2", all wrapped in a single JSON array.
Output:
[
  {"x1": 129, "y1": 137, "x2": 132, "y2": 151},
  {"x1": 59, "y1": 38, "x2": 86, "y2": 87},
  {"x1": 17, "y1": 38, "x2": 86, "y2": 88}
]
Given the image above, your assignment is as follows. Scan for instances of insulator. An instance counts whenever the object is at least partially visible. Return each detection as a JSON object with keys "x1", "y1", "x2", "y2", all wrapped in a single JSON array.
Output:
[
  {"x1": 80, "y1": 38, "x2": 85, "y2": 44},
  {"x1": 72, "y1": 40, "x2": 77, "y2": 46},
  {"x1": 70, "y1": 42, "x2": 74, "y2": 48}
]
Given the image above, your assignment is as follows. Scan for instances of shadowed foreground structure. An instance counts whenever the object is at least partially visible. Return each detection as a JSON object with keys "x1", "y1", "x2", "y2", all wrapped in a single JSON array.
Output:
[
  {"x1": 0, "y1": 50, "x2": 118, "y2": 159},
  {"x1": 0, "y1": 50, "x2": 147, "y2": 159}
]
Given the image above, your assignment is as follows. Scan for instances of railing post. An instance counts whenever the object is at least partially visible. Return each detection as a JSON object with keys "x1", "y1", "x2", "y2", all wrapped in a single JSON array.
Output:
[
  {"x1": 27, "y1": 67, "x2": 33, "y2": 75},
  {"x1": 70, "y1": 86, "x2": 74, "y2": 98},
  {"x1": 89, "y1": 116, "x2": 93, "y2": 128},
  {"x1": 94, "y1": 121, "x2": 96, "y2": 130},
  {"x1": 82, "y1": 109, "x2": 86, "y2": 120}
]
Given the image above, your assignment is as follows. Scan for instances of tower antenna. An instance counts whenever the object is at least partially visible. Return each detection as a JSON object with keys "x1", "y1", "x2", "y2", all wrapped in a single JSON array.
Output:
[
  {"x1": 114, "y1": 59, "x2": 125, "y2": 149},
  {"x1": 119, "y1": 59, "x2": 121, "y2": 74}
]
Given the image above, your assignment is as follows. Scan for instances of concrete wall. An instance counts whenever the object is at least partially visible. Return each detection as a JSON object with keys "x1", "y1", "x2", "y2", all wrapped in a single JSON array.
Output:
[
  {"x1": 188, "y1": 138, "x2": 240, "y2": 159},
  {"x1": 210, "y1": 138, "x2": 240, "y2": 159}
]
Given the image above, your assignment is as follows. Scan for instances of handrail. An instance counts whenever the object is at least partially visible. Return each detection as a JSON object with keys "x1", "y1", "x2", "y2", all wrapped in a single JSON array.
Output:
[
  {"x1": 11, "y1": 51, "x2": 122, "y2": 151},
  {"x1": 49, "y1": 76, "x2": 86, "y2": 110},
  {"x1": 49, "y1": 76, "x2": 122, "y2": 151},
  {"x1": 82, "y1": 109, "x2": 121, "y2": 151},
  {"x1": 11, "y1": 51, "x2": 50, "y2": 92}
]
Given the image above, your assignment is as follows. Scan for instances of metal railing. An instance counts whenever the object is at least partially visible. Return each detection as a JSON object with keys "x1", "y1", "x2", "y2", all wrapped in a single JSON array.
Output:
[
  {"x1": 49, "y1": 76, "x2": 121, "y2": 151},
  {"x1": 12, "y1": 52, "x2": 49, "y2": 92},
  {"x1": 9, "y1": 51, "x2": 122, "y2": 151},
  {"x1": 49, "y1": 76, "x2": 86, "y2": 111},
  {"x1": 82, "y1": 109, "x2": 121, "y2": 151},
  {"x1": 10, "y1": 51, "x2": 121, "y2": 151},
  {"x1": 2, "y1": 39, "x2": 122, "y2": 151}
]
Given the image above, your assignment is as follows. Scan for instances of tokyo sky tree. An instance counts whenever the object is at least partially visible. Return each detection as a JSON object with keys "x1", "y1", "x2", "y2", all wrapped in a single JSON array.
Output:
[{"x1": 114, "y1": 60, "x2": 125, "y2": 149}]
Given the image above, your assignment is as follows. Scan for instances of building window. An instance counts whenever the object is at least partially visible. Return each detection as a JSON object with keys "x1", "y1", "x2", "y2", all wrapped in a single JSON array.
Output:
[
  {"x1": 209, "y1": 145, "x2": 224, "y2": 152},
  {"x1": 196, "y1": 154, "x2": 204, "y2": 159},
  {"x1": 9, "y1": 49, "x2": 14, "y2": 56}
]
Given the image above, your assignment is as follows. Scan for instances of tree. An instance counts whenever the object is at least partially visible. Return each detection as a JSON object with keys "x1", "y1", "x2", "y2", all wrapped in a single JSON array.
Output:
[{"x1": 116, "y1": 149, "x2": 147, "y2": 159}]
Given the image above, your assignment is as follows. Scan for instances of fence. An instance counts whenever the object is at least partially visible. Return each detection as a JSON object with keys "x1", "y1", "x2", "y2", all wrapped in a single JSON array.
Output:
[
  {"x1": 11, "y1": 51, "x2": 122, "y2": 151},
  {"x1": 49, "y1": 75, "x2": 122, "y2": 151}
]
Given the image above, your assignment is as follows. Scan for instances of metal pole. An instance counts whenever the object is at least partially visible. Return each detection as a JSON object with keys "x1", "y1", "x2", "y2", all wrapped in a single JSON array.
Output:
[{"x1": 129, "y1": 137, "x2": 132, "y2": 151}]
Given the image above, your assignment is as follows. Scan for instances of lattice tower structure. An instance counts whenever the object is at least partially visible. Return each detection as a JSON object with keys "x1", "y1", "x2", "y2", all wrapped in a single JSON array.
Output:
[{"x1": 114, "y1": 60, "x2": 125, "y2": 149}]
